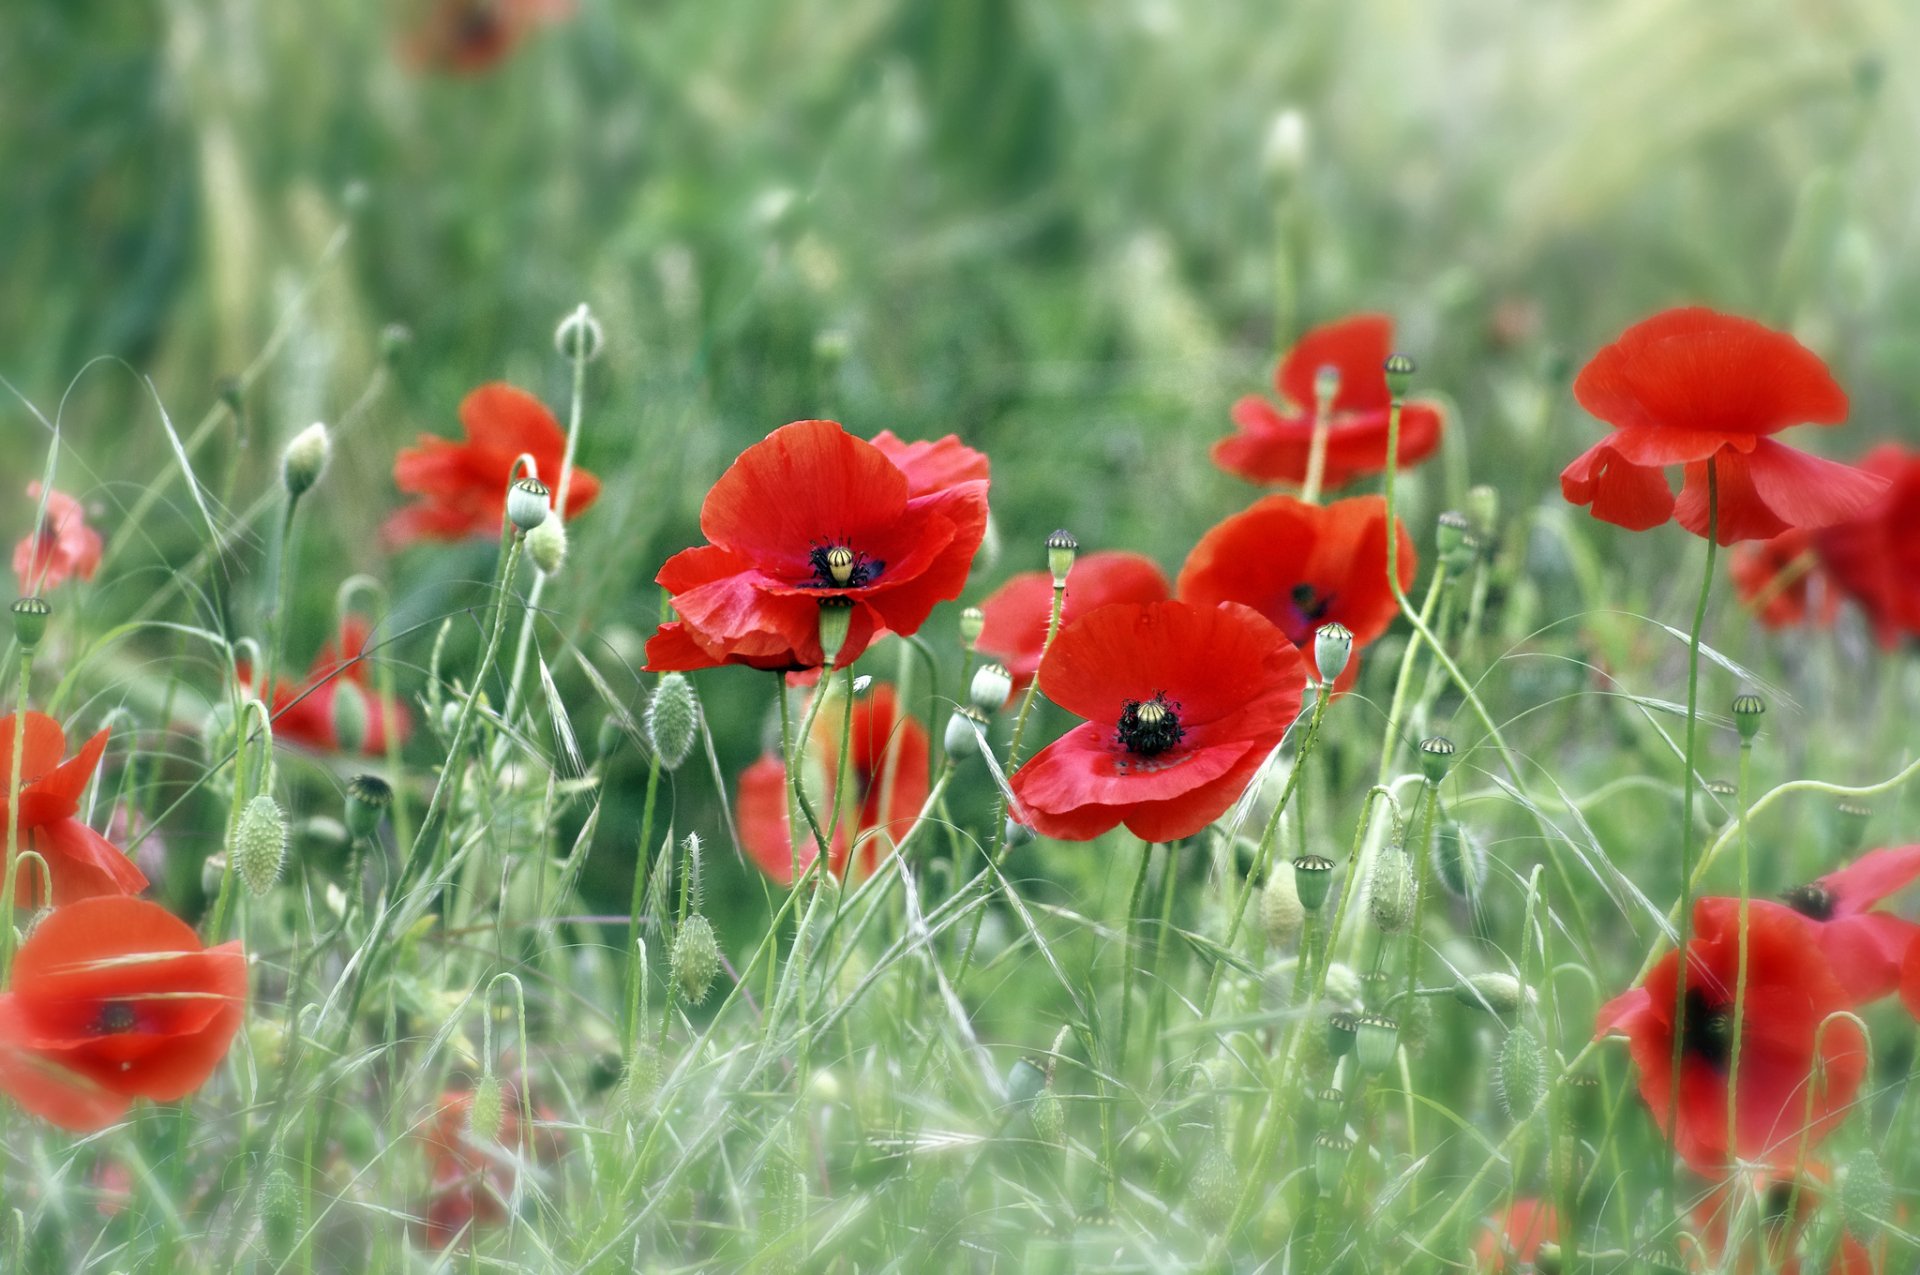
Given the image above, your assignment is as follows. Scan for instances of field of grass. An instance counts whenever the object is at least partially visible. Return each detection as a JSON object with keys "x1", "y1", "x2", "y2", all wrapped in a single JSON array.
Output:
[{"x1": 3, "y1": 0, "x2": 1920, "y2": 1270}]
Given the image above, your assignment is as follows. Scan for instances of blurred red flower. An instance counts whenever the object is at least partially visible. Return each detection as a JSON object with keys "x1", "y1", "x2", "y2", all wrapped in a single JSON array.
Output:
[
  {"x1": 14, "y1": 483, "x2": 102, "y2": 594},
  {"x1": 1176, "y1": 494, "x2": 1413, "y2": 691},
  {"x1": 1213, "y1": 314, "x2": 1444, "y2": 488},
  {"x1": 1758, "y1": 844, "x2": 1920, "y2": 1003},
  {"x1": 388, "y1": 383, "x2": 600, "y2": 545},
  {"x1": 1009, "y1": 600, "x2": 1304, "y2": 842},
  {"x1": 0, "y1": 712, "x2": 146, "y2": 907},
  {"x1": 1687, "y1": 1171, "x2": 1877, "y2": 1275},
  {"x1": 1730, "y1": 529, "x2": 1836, "y2": 630},
  {"x1": 976, "y1": 551, "x2": 1171, "y2": 695},
  {"x1": 1595, "y1": 900, "x2": 1866, "y2": 1173},
  {"x1": 1811, "y1": 442, "x2": 1920, "y2": 645},
  {"x1": 645, "y1": 420, "x2": 990, "y2": 673},
  {"x1": 239, "y1": 616, "x2": 412, "y2": 756},
  {"x1": 1562, "y1": 308, "x2": 1887, "y2": 544},
  {"x1": 1903, "y1": 937, "x2": 1920, "y2": 1021},
  {"x1": 401, "y1": 0, "x2": 573, "y2": 75},
  {"x1": 0, "y1": 896, "x2": 245, "y2": 1131},
  {"x1": 1472, "y1": 1197, "x2": 1558, "y2": 1272},
  {"x1": 737, "y1": 684, "x2": 930, "y2": 884}
]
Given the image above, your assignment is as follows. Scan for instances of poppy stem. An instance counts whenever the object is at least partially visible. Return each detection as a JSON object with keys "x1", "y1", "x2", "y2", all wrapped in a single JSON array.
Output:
[
  {"x1": 1115, "y1": 839, "x2": 1155, "y2": 1081},
  {"x1": 1665, "y1": 459, "x2": 1717, "y2": 1204},
  {"x1": 1724, "y1": 724, "x2": 1754, "y2": 1174},
  {"x1": 779, "y1": 675, "x2": 833, "y2": 879},
  {"x1": 0, "y1": 648, "x2": 31, "y2": 980},
  {"x1": 624, "y1": 744, "x2": 663, "y2": 1052}
]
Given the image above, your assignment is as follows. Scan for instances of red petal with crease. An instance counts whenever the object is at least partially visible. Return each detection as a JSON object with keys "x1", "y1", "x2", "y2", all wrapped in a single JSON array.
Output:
[{"x1": 1560, "y1": 440, "x2": 1675, "y2": 531}]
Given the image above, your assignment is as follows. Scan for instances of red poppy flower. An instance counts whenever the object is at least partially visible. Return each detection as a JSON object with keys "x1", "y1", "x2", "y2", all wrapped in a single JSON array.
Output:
[
  {"x1": 1594, "y1": 899, "x2": 1866, "y2": 1173},
  {"x1": 736, "y1": 684, "x2": 930, "y2": 884},
  {"x1": 1902, "y1": 937, "x2": 1920, "y2": 1021},
  {"x1": 868, "y1": 430, "x2": 991, "y2": 497},
  {"x1": 1473, "y1": 1198, "x2": 1558, "y2": 1272},
  {"x1": 645, "y1": 420, "x2": 991, "y2": 673},
  {"x1": 1763, "y1": 844, "x2": 1920, "y2": 1002},
  {"x1": 239, "y1": 616, "x2": 412, "y2": 756},
  {"x1": 1176, "y1": 495, "x2": 1413, "y2": 691},
  {"x1": 416, "y1": 1083, "x2": 563, "y2": 1248},
  {"x1": 1688, "y1": 1171, "x2": 1876, "y2": 1275},
  {"x1": 1213, "y1": 314, "x2": 1445, "y2": 488},
  {"x1": 1009, "y1": 600, "x2": 1305, "y2": 842},
  {"x1": 1731, "y1": 529, "x2": 1837, "y2": 630},
  {"x1": 14, "y1": 483, "x2": 103, "y2": 594},
  {"x1": 0, "y1": 712, "x2": 146, "y2": 907},
  {"x1": 976, "y1": 551, "x2": 1171, "y2": 695},
  {"x1": 1812, "y1": 443, "x2": 1920, "y2": 646},
  {"x1": 0, "y1": 896, "x2": 245, "y2": 1131},
  {"x1": 1562, "y1": 308, "x2": 1888, "y2": 544},
  {"x1": 387, "y1": 382, "x2": 601, "y2": 545},
  {"x1": 401, "y1": 0, "x2": 572, "y2": 75}
]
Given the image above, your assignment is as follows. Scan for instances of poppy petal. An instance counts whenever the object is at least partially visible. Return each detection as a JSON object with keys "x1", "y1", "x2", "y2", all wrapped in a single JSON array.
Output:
[
  {"x1": 698, "y1": 421, "x2": 909, "y2": 573},
  {"x1": 1012, "y1": 721, "x2": 1255, "y2": 814},
  {"x1": 0, "y1": 713, "x2": 69, "y2": 790},
  {"x1": 1276, "y1": 314, "x2": 1394, "y2": 416},
  {"x1": 30, "y1": 819, "x2": 149, "y2": 906},
  {"x1": 867, "y1": 431, "x2": 991, "y2": 496},
  {"x1": 1819, "y1": 844, "x2": 1920, "y2": 915},
  {"x1": 0, "y1": 997, "x2": 132, "y2": 1132},
  {"x1": 1560, "y1": 440, "x2": 1675, "y2": 531},
  {"x1": 978, "y1": 553, "x2": 1172, "y2": 691}
]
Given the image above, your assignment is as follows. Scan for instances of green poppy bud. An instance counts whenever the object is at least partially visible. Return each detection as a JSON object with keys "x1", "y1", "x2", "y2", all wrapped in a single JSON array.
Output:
[
  {"x1": 1839, "y1": 1146, "x2": 1890, "y2": 1241},
  {"x1": 527, "y1": 517, "x2": 568, "y2": 576},
  {"x1": 1454, "y1": 971, "x2": 1528, "y2": 1016},
  {"x1": 1261, "y1": 867, "x2": 1305, "y2": 948},
  {"x1": 259, "y1": 1163, "x2": 301, "y2": 1260},
  {"x1": 331, "y1": 680, "x2": 369, "y2": 755},
  {"x1": 468, "y1": 1073, "x2": 506, "y2": 1142},
  {"x1": 1366, "y1": 849, "x2": 1414, "y2": 934},
  {"x1": 1465, "y1": 484, "x2": 1499, "y2": 542},
  {"x1": 1186, "y1": 1141, "x2": 1237, "y2": 1234},
  {"x1": 646, "y1": 673, "x2": 700, "y2": 771},
  {"x1": 1029, "y1": 1087, "x2": 1065, "y2": 1144},
  {"x1": 1498, "y1": 1025, "x2": 1547, "y2": 1119},
  {"x1": 233, "y1": 794, "x2": 289, "y2": 898},
  {"x1": 672, "y1": 914, "x2": 720, "y2": 1003}
]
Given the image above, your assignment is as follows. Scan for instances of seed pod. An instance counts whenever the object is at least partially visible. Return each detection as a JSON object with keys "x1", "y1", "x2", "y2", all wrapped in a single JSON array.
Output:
[
  {"x1": 1313, "y1": 622, "x2": 1352, "y2": 685},
  {"x1": 646, "y1": 673, "x2": 700, "y2": 771},
  {"x1": 11, "y1": 596, "x2": 51, "y2": 650},
  {"x1": 944, "y1": 706, "x2": 988, "y2": 762},
  {"x1": 233, "y1": 794, "x2": 289, "y2": 898},
  {"x1": 672, "y1": 914, "x2": 720, "y2": 1003},
  {"x1": 1466, "y1": 484, "x2": 1499, "y2": 542},
  {"x1": 1261, "y1": 867, "x2": 1304, "y2": 948},
  {"x1": 280, "y1": 422, "x2": 332, "y2": 498},
  {"x1": 1353, "y1": 1015, "x2": 1399, "y2": 1075},
  {"x1": 1327, "y1": 1011, "x2": 1359, "y2": 1059},
  {"x1": 507, "y1": 477, "x2": 551, "y2": 532},
  {"x1": 1366, "y1": 848, "x2": 1414, "y2": 934},
  {"x1": 1313, "y1": 1086, "x2": 1344, "y2": 1128},
  {"x1": 345, "y1": 774, "x2": 393, "y2": 841},
  {"x1": 1313, "y1": 1133, "x2": 1351, "y2": 1196},
  {"x1": 1497, "y1": 1025, "x2": 1547, "y2": 1119},
  {"x1": 1432, "y1": 816, "x2": 1486, "y2": 899},
  {"x1": 1045, "y1": 530, "x2": 1077, "y2": 587},
  {"x1": 969, "y1": 663, "x2": 1012, "y2": 712},
  {"x1": 1418, "y1": 736, "x2": 1456, "y2": 785},
  {"x1": 1383, "y1": 353, "x2": 1416, "y2": 398},
  {"x1": 1186, "y1": 1140, "x2": 1237, "y2": 1234},
  {"x1": 468, "y1": 1073, "x2": 505, "y2": 1142},
  {"x1": 1292, "y1": 855, "x2": 1335, "y2": 911},
  {"x1": 331, "y1": 680, "x2": 369, "y2": 755},
  {"x1": 1731, "y1": 692, "x2": 1765, "y2": 742},
  {"x1": 1835, "y1": 800, "x2": 1871, "y2": 855},
  {"x1": 959, "y1": 606, "x2": 986, "y2": 647},
  {"x1": 816, "y1": 598, "x2": 853, "y2": 665}
]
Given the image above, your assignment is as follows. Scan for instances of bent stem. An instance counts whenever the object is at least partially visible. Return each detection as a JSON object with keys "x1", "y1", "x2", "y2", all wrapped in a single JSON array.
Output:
[{"x1": 0, "y1": 647, "x2": 34, "y2": 980}]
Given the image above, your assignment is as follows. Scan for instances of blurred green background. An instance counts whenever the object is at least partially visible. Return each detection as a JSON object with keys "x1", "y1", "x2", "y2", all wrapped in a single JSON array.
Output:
[{"x1": 5, "y1": 0, "x2": 1917, "y2": 926}]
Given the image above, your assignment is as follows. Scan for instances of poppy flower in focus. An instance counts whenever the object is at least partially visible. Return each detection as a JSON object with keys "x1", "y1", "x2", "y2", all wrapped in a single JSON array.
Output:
[
  {"x1": 1177, "y1": 494, "x2": 1413, "y2": 691},
  {"x1": 1472, "y1": 1197, "x2": 1558, "y2": 1272},
  {"x1": 1213, "y1": 314, "x2": 1444, "y2": 488},
  {"x1": 1009, "y1": 600, "x2": 1305, "y2": 842},
  {"x1": 976, "y1": 551, "x2": 1171, "y2": 694},
  {"x1": 1561, "y1": 308, "x2": 1887, "y2": 544},
  {"x1": 14, "y1": 483, "x2": 103, "y2": 594},
  {"x1": 1760, "y1": 843, "x2": 1920, "y2": 1002},
  {"x1": 0, "y1": 712, "x2": 146, "y2": 907},
  {"x1": 401, "y1": 0, "x2": 572, "y2": 75},
  {"x1": 1687, "y1": 1171, "x2": 1877, "y2": 1275},
  {"x1": 1595, "y1": 899, "x2": 1866, "y2": 1173},
  {"x1": 0, "y1": 896, "x2": 245, "y2": 1132},
  {"x1": 388, "y1": 383, "x2": 600, "y2": 545},
  {"x1": 736, "y1": 684, "x2": 930, "y2": 884},
  {"x1": 1730, "y1": 529, "x2": 1837, "y2": 631},
  {"x1": 417, "y1": 1083, "x2": 563, "y2": 1248},
  {"x1": 645, "y1": 420, "x2": 990, "y2": 674},
  {"x1": 868, "y1": 430, "x2": 991, "y2": 497},
  {"x1": 238, "y1": 616, "x2": 412, "y2": 756},
  {"x1": 1812, "y1": 443, "x2": 1920, "y2": 646}
]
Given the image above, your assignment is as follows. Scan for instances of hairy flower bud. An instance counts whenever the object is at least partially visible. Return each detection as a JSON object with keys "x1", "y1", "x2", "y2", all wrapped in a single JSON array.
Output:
[
  {"x1": 527, "y1": 516, "x2": 568, "y2": 576},
  {"x1": 1432, "y1": 817, "x2": 1486, "y2": 899},
  {"x1": 1261, "y1": 867, "x2": 1305, "y2": 948},
  {"x1": 281, "y1": 422, "x2": 331, "y2": 498},
  {"x1": 507, "y1": 477, "x2": 551, "y2": 533},
  {"x1": 1187, "y1": 1141, "x2": 1237, "y2": 1233},
  {"x1": 1466, "y1": 484, "x2": 1499, "y2": 542},
  {"x1": 468, "y1": 1073, "x2": 506, "y2": 1142},
  {"x1": 1839, "y1": 1146, "x2": 1890, "y2": 1241},
  {"x1": 233, "y1": 794, "x2": 289, "y2": 898},
  {"x1": 1029, "y1": 1087, "x2": 1065, "y2": 1144},
  {"x1": 672, "y1": 914, "x2": 720, "y2": 1003},
  {"x1": 646, "y1": 674, "x2": 700, "y2": 771},
  {"x1": 1454, "y1": 971, "x2": 1528, "y2": 1016},
  {"x1": 259, "y1": 1163, "x2": 301, "y2": 1260},
  {"x1": 1497, "y1": 1025, "x2": 1547, "y2": 1119},
  {"x1": 1366, "y1": 848, "x2": 1414, "y2": 934},
  {"x1": 331, "y1": 680, "x2": 369, "y2": 755}
]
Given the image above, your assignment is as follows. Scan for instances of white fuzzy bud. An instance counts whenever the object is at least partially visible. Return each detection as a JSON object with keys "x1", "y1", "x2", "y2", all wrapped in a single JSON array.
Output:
[{"x1": 281, "y1": 423, "x2": 331, "y2": 498}]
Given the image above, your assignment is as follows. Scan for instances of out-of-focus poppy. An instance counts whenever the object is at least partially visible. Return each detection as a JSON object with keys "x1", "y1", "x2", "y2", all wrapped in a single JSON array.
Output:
[
  {"x1": 416, "y1": 1082, "x2": 562, "y2": 1248},
  {"x1": 0, "y1": 896, "x2": 245, "y2": 1131},
  {"x1": 1812, "y1": 442, "x2": 1920, "y2": 645},
  {"x1": 976, "y1": 551, "x2": 1171, "y2": 695},
  {"x1": 1213, "y1": 314, "x2": 1444, "y2": 488},
  {"x1": 1472, "y1": 1197, "x2": 1558, "y2": 1272},
  {"x1": 388, "y1": 383, "x2": 600, "y2": 545},
  {"x1": 1687, "y1": 1170, "x2": 1877, "y2": 1275},
  {"x1": 1561, "y1": 308, "x2": 1887, "y2": 544},
  {"x1": 868, "y1": 430, "x2": 991, "y2": 498},
  {"x1": 1730, "y1": 529, "x2": 1836, "y2": 630},
  {"x1": 1009, "y1": 600, "x2": 1304, "y2": 842},
  {"x1": 0, "y1": 712, "x2": 146, "y2": 907},
  {"x1": 736, "y1": 684, "x2": 929, "y2": 884},
  {"x1": 1761, "y1": 844, "x2": 1920, "y2": 1002},
  {"x1": 401, "y1": 0, "x2": 573, "y2": 76},
  {"x1": 14, "y1": 483, "x2": 102, "y2": 595},
  {"x1": 645, "y1": 420, "x2": 990, "y2": 673},
  {"x1": 239, "y1": 616, "x2": 411, "y2": 756}
]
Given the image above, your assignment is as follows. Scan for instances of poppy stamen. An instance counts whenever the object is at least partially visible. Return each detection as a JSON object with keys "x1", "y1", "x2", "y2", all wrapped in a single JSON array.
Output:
[
  {"x1": 94, "y1": 1003, "x2": 139, "y2": 1035},
  {"x1": 1286, "y1": 582, "x2": 1336, "y2": 643},
  {"x1": 1117, "y1": 694, "x2": 1184, "y2": 757},
  {"x1": 1681, "y1": 987, "x2": 1735, "y2": 1071},
  {"x1": 807, "y1": 543, "x2": 881, "y2": 589},
  {"x1": 1780, "y1": 882, "x2": 1835, "y2": 922}
]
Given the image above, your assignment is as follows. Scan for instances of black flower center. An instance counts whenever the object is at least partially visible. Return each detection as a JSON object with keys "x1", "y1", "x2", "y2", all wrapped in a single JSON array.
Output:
[
  {"x1": 1780, "y1": 882, "x2": 1834, "y2": 922},
  {"x1": 807, "y1": 543, "x2": 882, "y2": 589},
  {"x1": 1284, "y1": 583, "x2": 1335, "y2": 644},
  {"x1": 94, "y1": 1003, "x2": 139, "y2": 1035},
  {"x1": 1681, "y1": 987, "x2": 1734, "y2": 1071},
  {"x1": 1117, "y1": 694, "x2": 1184, "y2": 757}
]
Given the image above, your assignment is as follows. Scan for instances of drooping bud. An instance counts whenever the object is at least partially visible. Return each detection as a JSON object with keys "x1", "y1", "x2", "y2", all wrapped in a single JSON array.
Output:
[
  {"x1": 11, "y1": 596, "x2": 51, "y2": 650},
  {"x1": 280, "y1": 422, "x2": 332, "y2": 498},
  {"x1": 1418, "y1": 736, "x2": 1456, "y2": 785},
  {"x1": 1313, "y1": 622, "x2": 1352, "y2": 685},
  {"x1": 468, "y1": 1072, "x2": 506, "y2": 1142},
  {"x1": 233, "y1": 794, "x2": 289, "y2": 897},
  {"x1": 259, "y1": 1162, "x2": 301, "y2": 1260},
  {"x1": 1045, "y1": 530, "x2": 1077, "y2": 587},
  {"x1": 1453, "y1": 971, "x2": 1528, "y2": 1016},
  {"x1": 1313, "y1": 1133, "x2": 1351, "y2": 1196},
  {"x1": 1465, "y1": 484, "x2": 1499, "y2": 542},
  {"x1": 507, "y1": 477, "x2": 551, "y2": 532},
  {"x1": 344, "y1": 774, "x2": 393, "y2": 841},
  {"x1": 1497, "y1": 1025, "x2": 1547, "y2": 1119},
  {"x1": 1261, "y1": 866, "x2": 1305, "y2": 948},
  {"x1": 646, "y1": 673, "x2": 700, "y2": 771},
  {"x1": 331, "y1": 680, "x2": 369, "y2": 755},
  {"x1": 672, "y1": 913, "x2": 720, "y2": 1003},
  {"x1": 817, "y1": 598, "x2": 854, "y2": 666},
  {"x1": 1326, "y1": 1011, "x2": 1359, "y2": 1059},
  {"x1": 944, "y1": 706, "x2": 989, "y2": 762},
  {"x1": 1291, "y1": 855, "x2": 1335, "y2": 911},
  {"x1": 1186, "y1": 1140, "x2": 1237, "y2": 1234},
  {"x1": 1731, "y1": 692, "x2": 1765, "y2": 742},
  {"x1": 1383, "y1": 353, "x2": 1415, "y2": 399},
  {"x1": 1432, "y1": 817, "x2": 1486, "y2": 898},
  {"x1": 1366, "y1": 848, "x2": 1414, "y2": 934},
  {"x1": 527, "y1": 516, "x2": 568, "y2": 576},
  {"x1": 969, "y1": 662, "x2": 1012, "y2": 712},
  {"x1": 959, "y1": 606, "x2": 986, "y2": 648},
  {"x1": 1353, "y1": 1014, "x2": 1399, "y2": 1075},
  {"x1": 554, "y1": 303, "x2": 605, "y2": 362}
]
